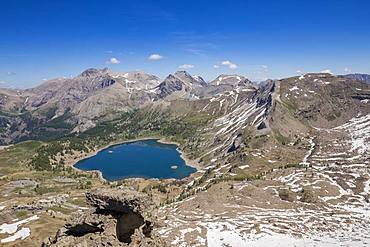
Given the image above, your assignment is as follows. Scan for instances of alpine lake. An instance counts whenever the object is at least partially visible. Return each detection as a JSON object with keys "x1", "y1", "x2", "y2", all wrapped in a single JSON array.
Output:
[{"x1": 74, "y1": 139, "x2": 197, "y2": 181}]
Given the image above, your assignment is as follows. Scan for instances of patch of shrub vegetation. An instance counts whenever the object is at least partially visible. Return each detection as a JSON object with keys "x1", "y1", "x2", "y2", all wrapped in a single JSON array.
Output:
[{"x1": 273, "y1": 130, "x2": 290, "y2": 145}]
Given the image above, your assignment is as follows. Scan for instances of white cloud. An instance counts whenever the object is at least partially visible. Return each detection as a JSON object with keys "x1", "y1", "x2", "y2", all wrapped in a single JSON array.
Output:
[
  {"x1": 178, "y1": 64, "x2": 194, "y2": 69},
  {"x1": 344, "y1": 67, "x2": 351, "y2": 73},
  {"x1": 7, "y1": 72, "x2": 16, "y2": 76},
  {"x1": 261, "y1": 65, "x2": 268, "y2": 72},
  {"x1": 296, "y1": 70, "x2": 303, "y2": 73},
  {"x1": 148, "y1": 54, "x2": 163, "y2": 61},
  {"x1": 221, "y1": 60, "x2": 238, "y2": 69},
  {"x1": 108, "y1": 57, "x2": 120, "y2": 64},
  {"x1": 321, "y1": 69, "x2": 332, "y2": 74},
  {"x1": 0, "y1": 80, "x2": 6, "y2": 84},
  {"x1": 213, "y1": 65, "x2": 220, "y2": 69}
]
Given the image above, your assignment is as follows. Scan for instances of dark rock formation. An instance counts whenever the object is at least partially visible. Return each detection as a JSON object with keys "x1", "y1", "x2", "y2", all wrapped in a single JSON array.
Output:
[
  {"x1": 256, "y1": 121, "x2": 267, "y2": 130},
  {"x1": 227, "y1": 134, "x2": 243, "y2": 153}
]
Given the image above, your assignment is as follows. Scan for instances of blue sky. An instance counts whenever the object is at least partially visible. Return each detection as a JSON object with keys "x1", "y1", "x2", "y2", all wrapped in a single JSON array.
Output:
[{"x1": 1, "y1": 0, "x2": 370, "y2": 88}]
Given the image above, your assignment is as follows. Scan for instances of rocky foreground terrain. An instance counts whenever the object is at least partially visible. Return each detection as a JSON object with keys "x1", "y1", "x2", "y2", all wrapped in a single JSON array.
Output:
[
  {"x1": 0, "y1": 69, "x2": 370, "y2": 246},
  {"x1": 42, "y1": 188, "x2": 165, "y2": 247}
]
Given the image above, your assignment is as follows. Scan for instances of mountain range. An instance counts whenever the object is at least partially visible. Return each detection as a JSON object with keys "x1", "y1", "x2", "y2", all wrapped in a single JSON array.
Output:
[
  {"x1": 1, "y1": 69, "x2": 370, "y2": 154},
  {"x1": 1, "y1": 68, "x2": 370, "y2": 246},
  {"x1": 0, "y1": 68, "x2": 257, "y2": 143},
  {"x1": 343, "y1": 73, "x2": 370, "y2": 84}
]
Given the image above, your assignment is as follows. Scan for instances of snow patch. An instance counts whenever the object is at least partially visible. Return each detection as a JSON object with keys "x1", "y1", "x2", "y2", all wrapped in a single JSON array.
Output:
[
  {"x1": 0, "y1": 215, "x2": 39, "y2": 234},
  {"x1": 334, "y1": 113, "x2": 370, "y2": 154},
  {"x1": 289, "y1": 86, "x2": 299, "y2": 91},
  {"x1": 1, "y1": 228, "x2": 30, "y2": 243}
]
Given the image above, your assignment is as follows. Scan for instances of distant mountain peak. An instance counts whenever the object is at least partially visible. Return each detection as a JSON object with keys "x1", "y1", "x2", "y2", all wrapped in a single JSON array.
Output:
[
  {"x1": 210, "y1": 74, "x2": 249, "y2": 86},
  {"x1": 343, "y1": 73, "x2": 370, "y2": 84},
  {"x1": 174, "y1": 70, "x2": 191, "y2": 77},
  {"x1": 80, "y1": 68, "x2": 110, "y2": 77},
  {"x1": 174, "y1": 71, "x2": 206, "y2": 86},
  {"x1": 173, "y1": 70, "x2": 194, "y2": 81}
]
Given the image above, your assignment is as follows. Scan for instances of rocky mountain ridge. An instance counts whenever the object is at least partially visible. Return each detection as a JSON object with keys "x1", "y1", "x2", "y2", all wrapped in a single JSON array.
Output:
[
  {"x1": 343, "y1": 73, "x2": 370, "y2": 84},
  {"x1": 1, "y1": 69, "x2": 369, "y2": 147},
  {"x1": 209, "y1": 74, "x2": 250, "y2": 86}
]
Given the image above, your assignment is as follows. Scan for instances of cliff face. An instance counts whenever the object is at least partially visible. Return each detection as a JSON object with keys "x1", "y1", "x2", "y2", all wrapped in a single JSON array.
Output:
[{"x1": 42, "y1": 188, "x2": 166, "y2": 247}]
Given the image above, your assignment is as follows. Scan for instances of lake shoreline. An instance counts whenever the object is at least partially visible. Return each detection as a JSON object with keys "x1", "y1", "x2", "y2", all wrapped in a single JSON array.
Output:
[
  {"x1": 66, "y1": 136, "x2": 201, "y2": 183},
  {"x1": 155, "y1": 138, "x2": 201, "y2": 170}
]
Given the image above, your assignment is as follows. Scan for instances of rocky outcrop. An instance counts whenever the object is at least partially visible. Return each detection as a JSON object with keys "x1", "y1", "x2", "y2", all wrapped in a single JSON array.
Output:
[
  {"x1": 299, "y1": 187, "x2": 318, "y2": 203},
  {"x1": 42, "y1": 187, "x2": 166, "y2": 247},
  {"x1": 278, "y1": 188, "x2": 296, "y2": 202},
  {"x1": 227, "y1": 133, "x2": 243, "y2": 153}
]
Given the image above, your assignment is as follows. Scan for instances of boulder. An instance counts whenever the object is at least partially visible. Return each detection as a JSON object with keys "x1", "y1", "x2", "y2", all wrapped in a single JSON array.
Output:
[{"x1": 278, "y1": 188, "x2": 296, "y2": 202}]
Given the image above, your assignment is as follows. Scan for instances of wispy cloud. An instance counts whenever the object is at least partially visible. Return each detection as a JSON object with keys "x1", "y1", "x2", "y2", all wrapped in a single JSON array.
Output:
[
  {"x1": 221, "y1": 60, "x2": 238, "y2": 69},
  {"x1": 0, "y1": 80, "x2": 7, "y2": 84},
  {"x1": 170, "y1": 31, "x2": 226, "y2": 58},
  {"x1": 107, "y1": 57, "x2": 120, "y2": 64},
  {"x1": 213, "y1": 64, "x2": 220, "y2": 69},
  {"x1": 344, "y1": 67, "x2": 351, "y2": 73},
  {"x1": 148, "y1": 54, "x2": 163, "y2": 61},
  {"x1": 178, "y1": 64, "x2": 194, "y2": 69},
  {"x1": 184, "y1": 48, "x2": 206, "y2": 57},
  {"x1": 7, "y1": 72, "x2": 16, "y2": 76}
]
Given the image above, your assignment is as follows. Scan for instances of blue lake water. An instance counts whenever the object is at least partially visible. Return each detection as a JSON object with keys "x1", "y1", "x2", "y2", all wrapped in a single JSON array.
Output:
[{"x1": 74, "y1": 139, "x2": 197, "y2": 181}]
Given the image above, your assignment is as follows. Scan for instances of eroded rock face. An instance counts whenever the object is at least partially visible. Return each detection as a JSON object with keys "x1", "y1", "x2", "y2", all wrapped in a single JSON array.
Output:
[
  {"x1": 42, "y1": 188, "x2": 165, "y2": 247},
  {"x1": 86, "y1": 188, "x2": 154, "y2": 215}
]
